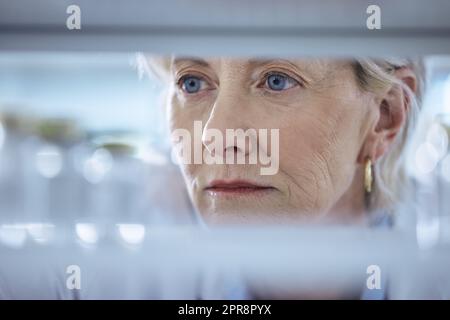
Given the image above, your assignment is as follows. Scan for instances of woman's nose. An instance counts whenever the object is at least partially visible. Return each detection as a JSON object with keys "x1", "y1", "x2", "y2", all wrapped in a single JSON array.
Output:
[{"x1": 201, "y1": 92, "x2": 252, "y2": 158}]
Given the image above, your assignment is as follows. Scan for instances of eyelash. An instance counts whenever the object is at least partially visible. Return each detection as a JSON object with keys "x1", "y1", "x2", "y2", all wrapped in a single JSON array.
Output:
[
  {"x1": 259, "y1": 71, "x2": 303, "y2": 92},
  {"x1": 176, "y1": 74, "x2": 212, "y2": 94}
]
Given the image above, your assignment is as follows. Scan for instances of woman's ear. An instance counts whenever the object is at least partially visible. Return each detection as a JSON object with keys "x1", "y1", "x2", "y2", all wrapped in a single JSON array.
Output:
[{"x1": 359, "y1": 66, "x2": 417, "y2": 163}]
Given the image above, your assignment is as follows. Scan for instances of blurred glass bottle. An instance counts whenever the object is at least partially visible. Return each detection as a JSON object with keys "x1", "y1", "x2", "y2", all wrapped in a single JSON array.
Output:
[{"x1": 0, "y1": 111, "x2": 37, "y2": 225}]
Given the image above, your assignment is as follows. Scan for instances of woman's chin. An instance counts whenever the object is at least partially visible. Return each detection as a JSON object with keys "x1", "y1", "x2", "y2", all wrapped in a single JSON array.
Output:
[{"x1": 198, "y1": 205, "x2": 311, "y2": 226}]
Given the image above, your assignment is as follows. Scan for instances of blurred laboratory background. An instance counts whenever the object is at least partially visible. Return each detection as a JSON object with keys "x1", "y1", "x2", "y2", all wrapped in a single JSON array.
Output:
[{"x1": 0, "y1": 52, "x2": 196, "y2": 249}]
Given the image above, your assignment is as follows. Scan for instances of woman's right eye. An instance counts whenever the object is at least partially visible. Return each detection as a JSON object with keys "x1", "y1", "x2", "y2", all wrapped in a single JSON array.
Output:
[{"x1": 179, "y1": 76, "x2": 207, "y2": 94}]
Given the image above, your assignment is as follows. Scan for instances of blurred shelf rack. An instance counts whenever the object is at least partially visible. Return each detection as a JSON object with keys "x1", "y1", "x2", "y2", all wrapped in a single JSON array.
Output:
[{"x1": 1, "y1": 0, "x2": 450, "y2": 55}]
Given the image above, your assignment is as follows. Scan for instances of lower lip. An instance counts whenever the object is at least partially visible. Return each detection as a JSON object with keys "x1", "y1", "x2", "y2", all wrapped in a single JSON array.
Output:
[{"x1": 204, "y1": 186, "x2": 275, "y2": 197}]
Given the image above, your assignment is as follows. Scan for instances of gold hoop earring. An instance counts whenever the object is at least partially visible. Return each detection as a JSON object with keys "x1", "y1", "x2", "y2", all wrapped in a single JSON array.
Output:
[{"x1": 364, "y1": 158, "x2": 373, "y2": 194}]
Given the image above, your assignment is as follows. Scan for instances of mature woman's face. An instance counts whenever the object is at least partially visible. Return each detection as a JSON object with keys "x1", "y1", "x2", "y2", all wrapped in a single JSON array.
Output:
[{"x1": 166, "y1": 58, "x2": 379, "y2": 225}]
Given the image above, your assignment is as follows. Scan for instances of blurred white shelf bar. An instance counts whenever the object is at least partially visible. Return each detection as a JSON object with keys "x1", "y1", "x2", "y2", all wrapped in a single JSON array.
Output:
[
  {"x1": 1, "y1": 0, "x2": 450, "y2": 55},
  {"x1": 1, "y1": 226, "x2": 450, "y2": 299}
]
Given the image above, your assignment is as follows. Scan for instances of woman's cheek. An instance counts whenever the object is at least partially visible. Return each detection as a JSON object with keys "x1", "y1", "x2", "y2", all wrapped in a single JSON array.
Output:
[{"x1": 278, "y1": 116, "x2": 340, "y2": 214}]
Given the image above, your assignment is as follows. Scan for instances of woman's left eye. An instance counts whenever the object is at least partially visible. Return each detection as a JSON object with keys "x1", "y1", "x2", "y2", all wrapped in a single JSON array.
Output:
[{"x1": 264, "y1": 73, "x2": 299, "y2": 91}]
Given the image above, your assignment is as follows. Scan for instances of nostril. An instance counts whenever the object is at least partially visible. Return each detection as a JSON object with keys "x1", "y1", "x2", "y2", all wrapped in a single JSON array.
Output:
[{"x1": 225, "y1": 146, "x2": 239, "y2": 154}]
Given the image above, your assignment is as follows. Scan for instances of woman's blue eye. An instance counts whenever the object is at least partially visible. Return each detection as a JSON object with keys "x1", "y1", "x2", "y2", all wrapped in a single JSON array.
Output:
[
  {"x1": 266, "y1": 73, "x2": 297, "y2": 91},
  {"x1": 181, "y1": 76, "x2": 202, "y2": 93}
]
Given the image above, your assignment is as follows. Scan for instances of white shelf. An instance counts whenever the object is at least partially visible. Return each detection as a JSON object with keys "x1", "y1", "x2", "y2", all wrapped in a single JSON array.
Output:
[{"x1": 1, "y1": 0, "x2": 450, "y2": 55}]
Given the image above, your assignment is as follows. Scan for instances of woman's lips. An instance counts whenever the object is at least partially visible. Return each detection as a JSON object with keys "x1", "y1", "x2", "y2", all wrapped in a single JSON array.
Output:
[{"x1": 204, "y1": 180, "x2": 276, "y2": 196}]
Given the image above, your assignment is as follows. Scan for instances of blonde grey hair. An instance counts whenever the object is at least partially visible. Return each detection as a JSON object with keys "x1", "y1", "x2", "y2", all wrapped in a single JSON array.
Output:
[{"x1": 353, "y1": 58, "x2": 424, "y2": 214}]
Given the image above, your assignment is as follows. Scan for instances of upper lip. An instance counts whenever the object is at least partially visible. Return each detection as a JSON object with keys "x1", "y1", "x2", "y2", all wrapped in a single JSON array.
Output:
[{"x1": 205, "y1": 179, "x2": 274, "y2": 190}]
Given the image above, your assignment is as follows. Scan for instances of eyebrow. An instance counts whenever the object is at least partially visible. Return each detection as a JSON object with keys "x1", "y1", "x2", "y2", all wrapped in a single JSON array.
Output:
[
  {"x1": 247, "y1": 58, "x2": 274, "y2": 66},
  {"x1": 172, "y1": 57, "x2": 210, "y2": 68},
  {"x1": 247, "y1": 58, "x2": 315, "y2": 82},
  {"x1": 173, "y1": 57, "x2": 304, "y2": 70},
  {"x1": 247, "y1": 58, "x2": 300, "y2": 69},
  {"x1": 171, "y1": 57, "x2": 315, "y2": 83}
]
